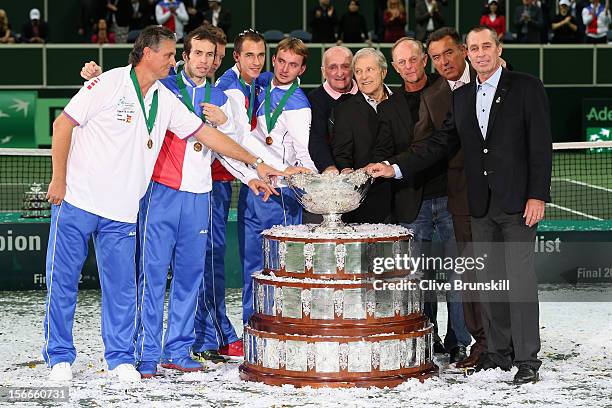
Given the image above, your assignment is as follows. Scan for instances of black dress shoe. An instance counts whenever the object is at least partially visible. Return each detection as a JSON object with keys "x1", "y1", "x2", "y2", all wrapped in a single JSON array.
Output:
[
  {"x1": 449, "y1": 345, "x2": 467, "y2": 364},
  {"x1": 513, "y1": 364, "x2": 539, "y2": 384},
  {"x1": 474, "y1": 353, "x2": 511, "y2": 372},
  {"x1": 433, "y1": 340, "x2": 447, "y2": 354}
]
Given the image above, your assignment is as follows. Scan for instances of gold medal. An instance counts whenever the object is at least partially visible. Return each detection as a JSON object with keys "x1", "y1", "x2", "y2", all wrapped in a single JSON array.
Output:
[
  {"x1": 265, "y1": 136, "x2": 273, "y2": 146},
  {"x1": 147, "y1": 139, "x2": 153, "y2": 149},
  {"x1": 194, "y1": 142, "x2": 203, "y2": 152}
]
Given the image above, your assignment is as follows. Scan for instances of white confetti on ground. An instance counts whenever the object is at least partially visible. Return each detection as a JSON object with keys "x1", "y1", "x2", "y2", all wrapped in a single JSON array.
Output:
[{"x1": 0, "y1": 287, "x2": 610, "y2": 407}]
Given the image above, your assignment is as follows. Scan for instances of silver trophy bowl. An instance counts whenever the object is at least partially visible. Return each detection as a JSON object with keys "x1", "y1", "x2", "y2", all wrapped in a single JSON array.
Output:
[{"x1": 287, "y1": 169, "x2": 372, "y2": 231}]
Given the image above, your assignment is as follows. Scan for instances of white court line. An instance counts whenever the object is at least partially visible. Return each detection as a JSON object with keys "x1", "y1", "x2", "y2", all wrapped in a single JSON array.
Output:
[
  {"x1": 546, "y1": 203, "x2": 603, "y2": 221},
  {"x1": 551, "y1": 177, "x2": 612, "y2": 194},
  {"x1": 549, "y1": 177, "x2": 611, "y2": 220}
]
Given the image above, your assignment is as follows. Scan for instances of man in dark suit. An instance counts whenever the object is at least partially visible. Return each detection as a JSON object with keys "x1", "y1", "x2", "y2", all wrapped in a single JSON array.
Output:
[
  {"x1": 183, "y1": 0, "x2": 208, "y2": 33},
  {"x1": 308, "y1": 46, "x2": 358, "y2": 175},
  {"x1": 304, "y1": 46, "x2": 358, "y2": 224},
  {"x1": 377, "y1": 37, "x2": 471, "y2": 363},
  {"x1": 513, "y1": 0, "x2": 544, "y2": 43},
  {"x1": 378, "y1": 38, "x2": 437, "y2": 226},
  {"x1": 412, "y1": 27, "x2": 488, "y2": 368},
  {"x1": 203, "y1": 0, "x2": 231, "y2": 38},
  {"x1": 415, "y1": 0, "x2": 448, "y2": 42},
  {"x1": 309, "y1": 0, "x2": 338, "y2": 43},
  {"x1": 332, "y1": 48, "x2": 394, "y2": 223},
  {"x1": 369, "y1": 26, "x2": 552, "y2": 384}
]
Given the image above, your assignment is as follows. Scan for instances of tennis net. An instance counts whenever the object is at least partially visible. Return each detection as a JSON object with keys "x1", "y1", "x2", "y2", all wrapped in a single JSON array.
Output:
[
  {"x1": 0, "y1": 142, "x2": 611, "y2": 222},
  {"x1": 548, "y1": 141, "x2": 612, "y2": 222},
  {"x1": 0, "y1": 148, "x2": 52, "y2": 213}
]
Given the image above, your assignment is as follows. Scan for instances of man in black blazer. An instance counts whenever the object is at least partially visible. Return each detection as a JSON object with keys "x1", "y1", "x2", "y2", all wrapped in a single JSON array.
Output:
[
  {"x1": 369, "y1": 26, "x2": 552, "y2": 385},
  {"x1": 183, "y1": 0, "x2": 208, "y2": 33},
  {"x1": 305, "y1": 46, "x2": 358, "y2": 223},
  {"x1": 203, "y1": 0, "x2": 231, "y2": 38},
  {"x1": 377, "y1": 37, "x2": 471, "y2": 363},
  {"x1": 513, "y1": 0, "x2": 544, "y2": 44},
  {"x1": 332, "y1": 48, "x2": 394, "y2": 223},
  {"x1": 412, "y1": 27, "x2": 488, "y2": 369},
  {"x1": 378, "y1": 38, "x2": 441, "y2": 225},
  {"x1": 308, "y1": 46, "x2": 358, "y2": 174},
  {"x1": 415, "y1": 0, "x2": 448, "y2": 42}
]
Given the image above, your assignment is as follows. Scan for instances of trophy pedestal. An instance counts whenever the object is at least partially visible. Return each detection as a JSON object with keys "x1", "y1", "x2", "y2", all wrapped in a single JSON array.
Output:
[
  {"x1": 240, "y1": 353, "x2": 438, "y2": 389},
  {"x1": 240, "y1": 224, "x2": 436, "y2": 388}
]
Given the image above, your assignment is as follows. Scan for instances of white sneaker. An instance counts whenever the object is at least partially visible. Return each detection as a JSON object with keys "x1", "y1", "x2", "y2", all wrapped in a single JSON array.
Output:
[
  {"x1": 49, "y1": 362, "x2": 72, "y2": 382},
  {"x1": 108, "y1": 363, "x2": 141, "y2": 382}
]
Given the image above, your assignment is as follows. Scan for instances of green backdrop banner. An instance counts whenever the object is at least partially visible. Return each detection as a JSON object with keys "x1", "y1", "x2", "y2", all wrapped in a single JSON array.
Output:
[
  {"x1": 0, "y1": 91, "x2": 37, "y2": 148},
  {"x1": 583, "y1": 99, "x2": 612, "y2": 143},
  {"x1": 34, "y1": 98, "x2": 70, "y2": 147}
]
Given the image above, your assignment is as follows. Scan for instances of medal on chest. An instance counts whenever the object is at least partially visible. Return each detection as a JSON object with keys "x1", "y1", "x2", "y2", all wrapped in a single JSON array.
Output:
[
  {"x1": 177, "y1": 71, "x2": 211, "y2": 153},
  {"x1": 130, "y1": 68, "x2": 158, "y2": 150},
  {"x1": 264, "y1": 80, "x2": 299, "y2": 147}
]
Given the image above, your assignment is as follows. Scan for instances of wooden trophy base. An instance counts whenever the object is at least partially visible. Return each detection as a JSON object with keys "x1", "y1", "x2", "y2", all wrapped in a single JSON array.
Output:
[{"x1": 239, "y1": 363, "x2": 439, "y2": 388}]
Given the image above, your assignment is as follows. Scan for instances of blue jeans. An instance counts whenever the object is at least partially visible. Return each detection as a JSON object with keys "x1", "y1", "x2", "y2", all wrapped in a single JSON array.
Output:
[{"x1": 403, "y1": 196, "x2": 471, "y2": 349}]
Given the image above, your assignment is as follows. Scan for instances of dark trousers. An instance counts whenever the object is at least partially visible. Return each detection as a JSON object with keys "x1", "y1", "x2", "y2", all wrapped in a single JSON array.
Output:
[
  {"x1": 452, "y1": 214, "x2": 487, "y2": 355},
  {"x1": 470, "y1": 193, "x2": 541, "y2": 370}
]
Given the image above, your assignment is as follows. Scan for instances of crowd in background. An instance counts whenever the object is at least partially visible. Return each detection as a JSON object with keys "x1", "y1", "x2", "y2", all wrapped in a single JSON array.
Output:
[
  {"x1": 78, "y1": 0, "x2": 231, "y2": 44},
  {"x1": 0, "y1": 0, "x2": 609, "y2": 45},
  {"x1": 0, "y1": 0, "x2": 231, "y2": 45},
  {"x1": 0, "y1": 7, "x2": 49, "y2": 44},
  {"x1": 310, "y1": 0, "x2": 610, "y2": 45}
]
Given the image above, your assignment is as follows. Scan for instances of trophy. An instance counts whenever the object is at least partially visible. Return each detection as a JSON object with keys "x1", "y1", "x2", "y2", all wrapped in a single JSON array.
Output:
[
  {"x1": 240, "y1": 171, "x2": 436, "y2": 388},
  {"x1": 286, "y1": 169, "x2": 372, "y2": 232},
  {"x1": 22, "y1": 183, "x2": 51, "y2": 218}
]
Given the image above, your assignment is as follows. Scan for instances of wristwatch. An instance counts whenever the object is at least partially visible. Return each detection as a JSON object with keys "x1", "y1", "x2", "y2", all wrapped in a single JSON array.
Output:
[{"x1": 250, "y1": 157, "x2": 264, "y2": 169}]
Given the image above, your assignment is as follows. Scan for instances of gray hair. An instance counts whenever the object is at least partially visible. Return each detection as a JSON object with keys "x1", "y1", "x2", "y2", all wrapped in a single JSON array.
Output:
[
  {"x1": 129, "y1": 25, "x2": 177, "y2": 66},
  {"x1": 351, "y1": 48, "x2": 387, "y2": 73}
]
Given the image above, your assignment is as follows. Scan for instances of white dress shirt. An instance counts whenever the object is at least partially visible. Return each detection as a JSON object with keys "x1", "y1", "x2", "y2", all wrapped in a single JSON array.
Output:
[{"x1": 476, "y1": 65, "x2": 503, "y2": 139}]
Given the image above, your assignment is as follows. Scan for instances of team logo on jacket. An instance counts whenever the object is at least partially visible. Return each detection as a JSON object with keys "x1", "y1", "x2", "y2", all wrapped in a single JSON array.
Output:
[{"x1": 116, "y1": 97, "x2": 136, "y2": 124}]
